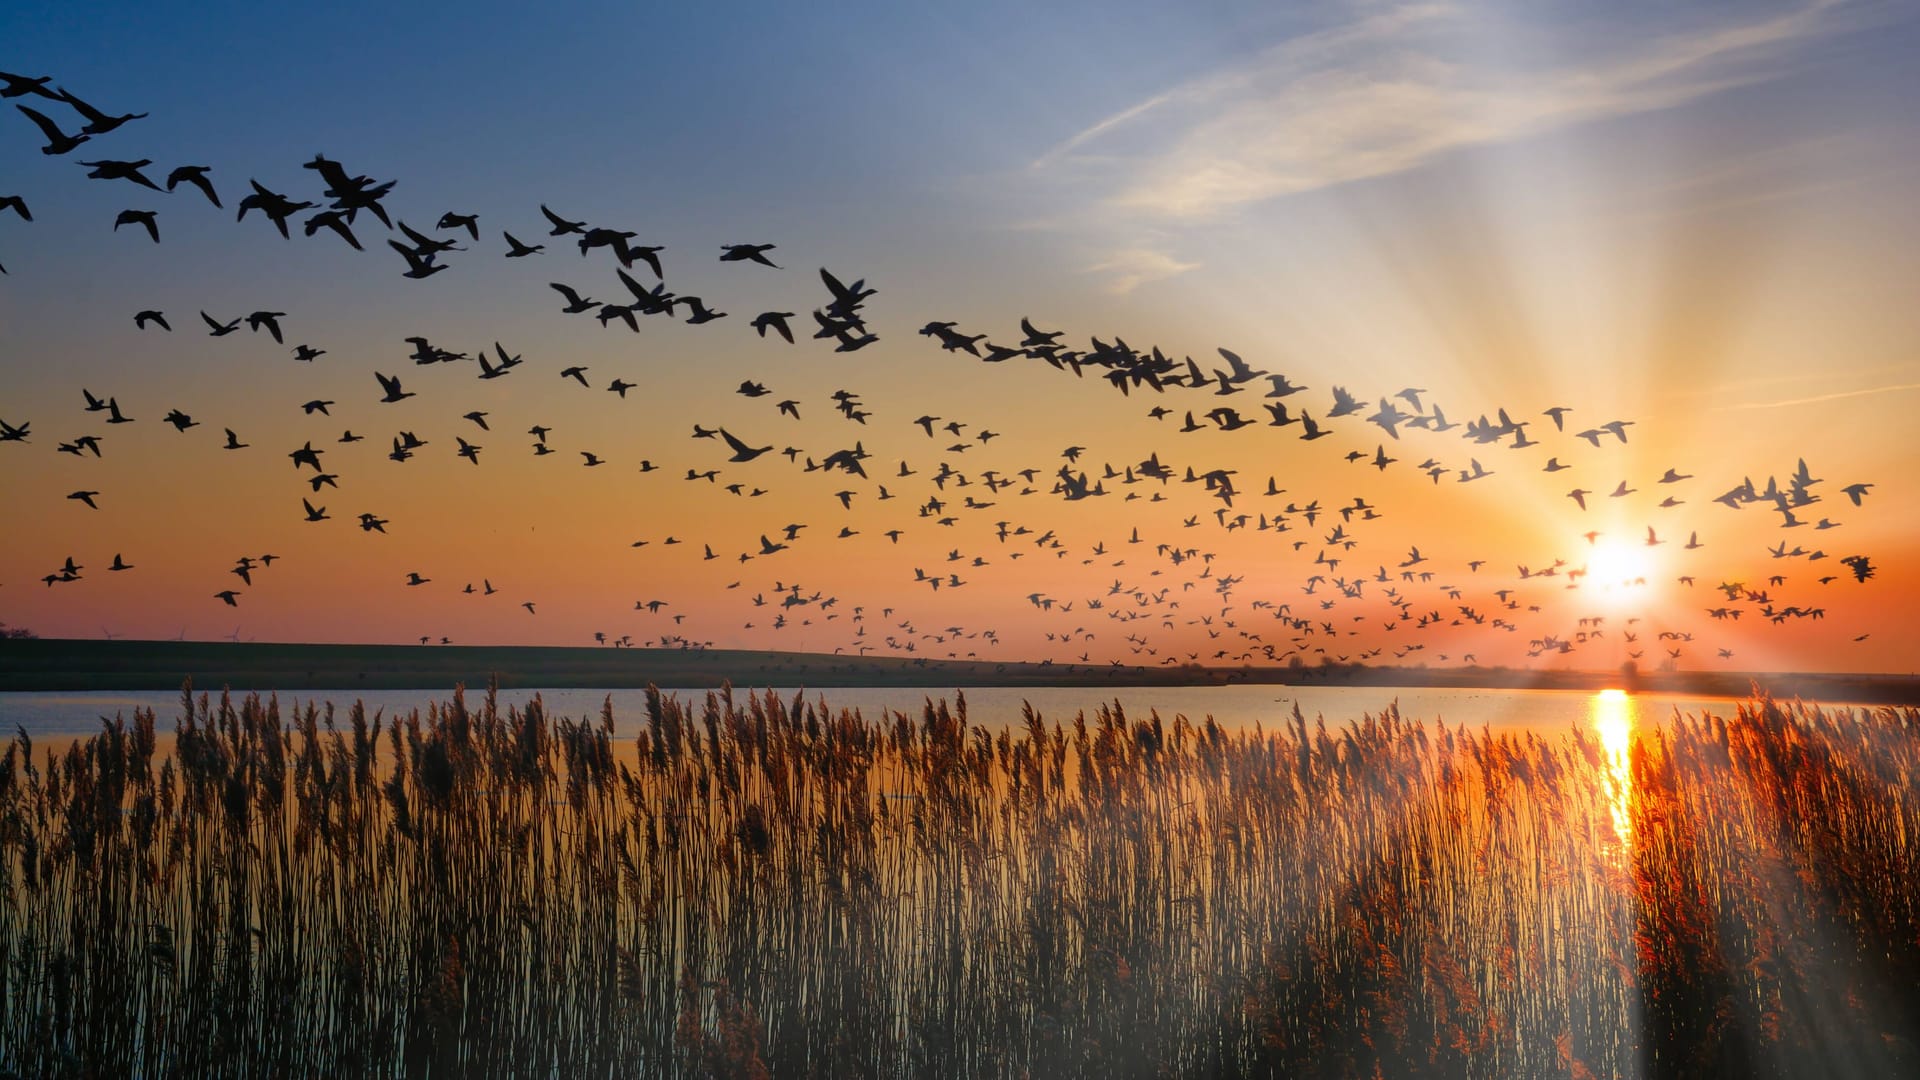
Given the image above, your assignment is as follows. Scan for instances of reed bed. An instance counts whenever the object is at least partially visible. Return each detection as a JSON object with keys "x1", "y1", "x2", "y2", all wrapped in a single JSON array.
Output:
[{"x1": 1, "y1": 684, "x2": 1916, "y2": 1077}]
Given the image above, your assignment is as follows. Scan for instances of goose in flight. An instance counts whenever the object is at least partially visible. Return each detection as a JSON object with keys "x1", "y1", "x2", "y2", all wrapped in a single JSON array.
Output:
[
  {"x1": 302, "y1": 498, "x2": 328, "y2": 522},
  {"x1": 550, "y1": 283, "x2": 596, "y2": 313},
  {"x1": 246, "y1": 310, "x2": 286, "y2": 343},
  {"x1": 720, "y1": 428, "x2": 773, "y2": 462},
  {"x1": 681, "y1": 297, "x2": 726, "y2": 324},
  {"x1": 540, "y1": 205, "x2": 585, "y2": 235},
  {"x1": 133, "y1": 310, "x2": 170, "y2": 331},
  {"x1": 1328, "y1": 386, "x2": 1364, "y2": 418},
  {"x1": 215, "y1": 590, "x2": 240, "y2": 607},
  {"x1": 69, "y1": 490, "x2": 101, "y2": 509},
  {"x1": 79, "y1": 158, "x2": 163, "y2": 191},
  {"x1": 165, "y1": 165, "x2": 220, "y2": 207},
  {"x1": 303, "y1": 209, "x2": 362, "y2": 249},
  {"x1": 0, "y1": 71, "x2": 57, "y2": 98},
  {"x1": 54, "y1": 87, "x2": 147, "y2": 134},
  {"x1": 720, "y1": 243, "x2": 779, "y2": 267},
  {"x1": 16, "y1": 104, "x2": 88, "y2": 154},
  {"x1": 387, "y1": 240, "x2": 447, "y2": 278},
  {"x1": 1020, "y1": 318, "x2": 1064, "y2": 348},
  {"x1": 752, "y1": 311, "x2": 796, "y2": 343},
  {"x1": 502, "y1": 231, "x2": 543, "y2": 257},
  {"x1": 437, "y1": 212, "x2": 479, "y2": 240},
  {"x1": 375, "y1": 372, "x2": 415, "y2": 403},
  {"x1": 202, "y1": 311, "x2": 241, "y2": 336},
  {"x1": 236, "y1": 181, "x2": 315, "y2": 237},
  {"x1": 113, "y1": 209, "x2": 158, "y2": 242}
]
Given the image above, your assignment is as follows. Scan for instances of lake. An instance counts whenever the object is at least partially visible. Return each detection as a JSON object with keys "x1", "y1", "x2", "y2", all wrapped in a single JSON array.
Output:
[{"x1": 0, "y1": 682, "x2": 1849, "y2": 741}]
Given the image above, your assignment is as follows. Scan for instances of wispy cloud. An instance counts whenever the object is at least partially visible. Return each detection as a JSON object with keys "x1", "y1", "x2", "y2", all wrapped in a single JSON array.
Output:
[
  {"x1": 1038, "y1": 0, "x2": 1848, "y2": 218},
  {"x1": 1085, "y1": 247, "x2": 1202, "y2": 294},
  {"x1": 1720, "y1": 382, "x2": 1920, "y2": 411}
]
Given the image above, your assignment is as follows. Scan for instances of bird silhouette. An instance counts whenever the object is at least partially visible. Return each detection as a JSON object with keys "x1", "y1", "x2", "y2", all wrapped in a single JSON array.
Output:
[
  {"x1": 165, "y1": 165, "x2": 220, "y2": 207},
  {"x1": 375, "y1": 372, "x2": 415, "y2": 403},
  {"x1": 16, "y1": 104, "x2": 88, "y2": 154},
  {"x1": 0, "y1": 72, "x2": 57, "y2": 99},
  {"x1": 55, "y1": 87, "x2": 146, "y2": 134},
  {"x1": 112, "y1": 209, "x2": 160, "y2": 242},
  {"x1": 79, "y1": 158, "x2": 163, "y2": 190},
  {"x1": 437, "y1": 212, "x2": 480, "y2": 240},
  {"x1": 720, "y1": 428, "x2": 773, "y2": 462},
  {"x1": 752, "y1": 311, "x2": 796, "y2": 343},
  {"x1": 388, "y1": 240, "x2": 447, "y2": 278},
  {"x1": 720, "y1": 243, "x2": 779, "y2": 267}
]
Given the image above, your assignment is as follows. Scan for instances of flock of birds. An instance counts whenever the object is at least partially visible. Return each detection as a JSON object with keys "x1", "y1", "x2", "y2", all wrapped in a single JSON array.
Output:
[{"x1": 0, "y1": 67, "x2": 1888, "y2": 672}]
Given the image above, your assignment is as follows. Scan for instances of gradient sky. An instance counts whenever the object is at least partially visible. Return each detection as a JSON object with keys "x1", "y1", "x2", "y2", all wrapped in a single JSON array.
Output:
[{"x1": 3, "y1": 0, "x2": 1918, "y2": 673}]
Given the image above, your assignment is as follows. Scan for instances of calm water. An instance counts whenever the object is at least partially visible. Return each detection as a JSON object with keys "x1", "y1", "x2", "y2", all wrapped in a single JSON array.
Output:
[{"x1": 0, "y1": 683, "x2": 1813, "y2": 741}]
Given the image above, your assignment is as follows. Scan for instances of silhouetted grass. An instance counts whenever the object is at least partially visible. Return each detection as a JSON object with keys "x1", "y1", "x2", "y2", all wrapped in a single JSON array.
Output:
[{"x1": 1, "y1": 684, "x2": 1915, "y2": 1076}]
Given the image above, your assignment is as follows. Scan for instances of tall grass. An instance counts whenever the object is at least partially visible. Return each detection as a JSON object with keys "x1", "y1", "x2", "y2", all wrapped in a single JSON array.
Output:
[{"x1": 1, "y1": 683, "x2": 1915, "y2": 1076}]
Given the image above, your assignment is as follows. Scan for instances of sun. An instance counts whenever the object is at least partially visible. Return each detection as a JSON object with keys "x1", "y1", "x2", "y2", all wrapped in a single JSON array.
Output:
[{"x1": 1584, "y1": 537, "x2": 1658, "y2": 602}]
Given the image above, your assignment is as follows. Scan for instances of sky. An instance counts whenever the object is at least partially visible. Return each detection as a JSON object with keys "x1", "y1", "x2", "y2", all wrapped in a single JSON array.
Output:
[{"x1": 3, "y1": 0, "x2": 1919, "y2": 674}]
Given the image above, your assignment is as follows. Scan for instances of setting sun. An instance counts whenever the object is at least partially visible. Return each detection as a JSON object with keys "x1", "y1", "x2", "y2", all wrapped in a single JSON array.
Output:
[{"x1": 1584, "y1": 537, "x2": 1659, "y2": 601}]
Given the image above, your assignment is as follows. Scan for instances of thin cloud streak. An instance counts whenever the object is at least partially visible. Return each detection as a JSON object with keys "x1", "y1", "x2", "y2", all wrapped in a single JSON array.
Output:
[
  {"x1": 1086, "y1": 247, "x2": 1202, "y2": 294},
  {"x1": 1720, "y1": 382, "x2": 1920, "y2": 411},
  {"x1": 1038, "y1": 0, "x2": 1849, "y2": 218}
]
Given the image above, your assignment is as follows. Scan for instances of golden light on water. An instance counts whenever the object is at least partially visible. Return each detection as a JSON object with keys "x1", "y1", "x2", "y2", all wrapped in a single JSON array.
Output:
[{"x1": 1593, "y1": 689, "x2": 1635, "y2": 849}]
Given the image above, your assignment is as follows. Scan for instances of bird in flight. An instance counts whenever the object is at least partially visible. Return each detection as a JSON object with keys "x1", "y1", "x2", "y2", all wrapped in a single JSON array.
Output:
[
  {"x1": 112, "y1": 209, "x2": 158, "y2": 242},
  {"x1": 54, "y1": 87, "x2": 147, "y2": 135},
  {"x1": 165, "y1": 165, "x2": 220, "y2": 207},
  {"x1": 720, "y1": 243, "x2": 779, "y2": 268},
  {"x1": 375, "y1": 372, "x2": 415, "y2": 403},
  {"x1": 16, "y1": 104, "x2": 88, "y2": 154},
  {"x1": 78, "y1": 158, "x2": 163, "y2": 190},
  {"x1": 720, "y1": 428, "x2": 773, "y2": 462}
]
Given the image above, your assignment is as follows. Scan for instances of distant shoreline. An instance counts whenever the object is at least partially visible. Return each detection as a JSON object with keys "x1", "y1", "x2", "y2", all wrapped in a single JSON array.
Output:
[{"x1": 2, "y1": 639, "x2": 1916, "y2": 704}]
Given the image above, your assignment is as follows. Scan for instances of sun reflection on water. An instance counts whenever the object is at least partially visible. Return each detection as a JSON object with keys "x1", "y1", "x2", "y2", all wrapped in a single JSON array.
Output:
[{"x1": 1592, "y1": 689, "x2": 1634, "y2": 850}]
